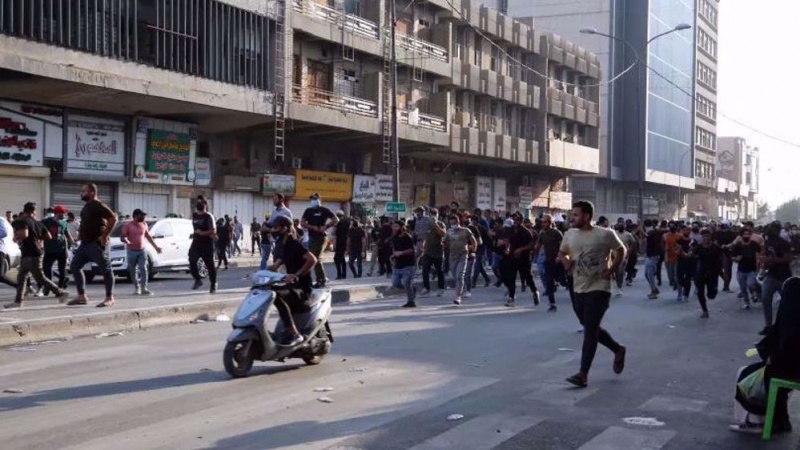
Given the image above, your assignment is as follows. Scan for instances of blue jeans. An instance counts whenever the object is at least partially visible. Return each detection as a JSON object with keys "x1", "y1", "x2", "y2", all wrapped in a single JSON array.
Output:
[
  {"x1": 260, "y1": 243, "x2": 272, "y2": 270},
  {"x1": 644, "y1": 256, "x2": 659, "y2": 292},
  {"x1": 736, "y1": 271, "x2": 757, "y2": 304},
  {"x1": 760, "y1": 275, "x2": 784, "y2": 327},
  {"x1": 127, "y1": 249, "x2": 148, "y2": 290},
  {"x1": 391, "y1": 266, "x2": 415, "y2": 304}
]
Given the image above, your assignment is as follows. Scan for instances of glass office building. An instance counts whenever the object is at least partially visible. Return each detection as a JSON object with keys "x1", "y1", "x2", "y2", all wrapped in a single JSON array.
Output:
[{"x1": 645, "y1": 0, "x2": 695, "y2": 179}]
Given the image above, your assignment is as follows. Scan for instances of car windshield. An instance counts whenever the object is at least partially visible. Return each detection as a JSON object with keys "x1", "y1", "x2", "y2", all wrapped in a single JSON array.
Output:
[{"x1": 110, "y1": 221, "x2": 157, "y2": 238}]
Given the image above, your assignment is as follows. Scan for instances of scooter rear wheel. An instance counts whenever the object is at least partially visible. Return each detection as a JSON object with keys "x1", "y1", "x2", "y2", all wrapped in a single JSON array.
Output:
[{"x1": 224, "y1": 341, "x2": 255, "y2": 378}]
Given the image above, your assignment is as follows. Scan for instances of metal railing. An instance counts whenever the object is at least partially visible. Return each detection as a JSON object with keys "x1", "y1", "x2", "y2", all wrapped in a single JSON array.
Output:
[
  {"x1": 292, "y1": 0, "x2": 379, "y2": 39},
  {"x1": 399, "y1": 109, "x2": 446, "y2": 132},
  {"x1": 0, "y1": 0, "x2": 272, "y2": 90},
  {"x1": 292, "y1": 84, "x2": 378, "y2": 118},
  {"x1": 397, "y1": 33, "x2": 448, "y2": 62}
]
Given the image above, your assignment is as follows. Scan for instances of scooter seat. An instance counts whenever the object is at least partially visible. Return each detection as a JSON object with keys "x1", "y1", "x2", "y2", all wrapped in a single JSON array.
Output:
[{"x1": 307, "y1": 289, "x2": 330, "y2": 308}]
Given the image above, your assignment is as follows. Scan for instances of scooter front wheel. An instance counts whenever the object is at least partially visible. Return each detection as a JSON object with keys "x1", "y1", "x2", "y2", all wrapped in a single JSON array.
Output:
[{"x1": 223, "y1": 341, "x2": 255, "y2": 378}]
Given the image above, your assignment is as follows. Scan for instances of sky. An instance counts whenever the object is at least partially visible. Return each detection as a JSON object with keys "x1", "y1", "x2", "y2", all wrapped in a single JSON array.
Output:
[{"x1": 716, "y1": 0, "x2": 800, "y2": 209}]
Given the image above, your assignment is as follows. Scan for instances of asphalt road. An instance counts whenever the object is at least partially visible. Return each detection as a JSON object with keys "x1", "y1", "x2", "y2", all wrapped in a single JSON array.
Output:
[{"x1": 0, "y1": 273, "x2": 798, "y2": 450}]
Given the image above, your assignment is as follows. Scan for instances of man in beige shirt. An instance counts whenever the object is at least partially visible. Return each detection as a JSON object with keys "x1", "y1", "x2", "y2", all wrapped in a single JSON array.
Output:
[{"x1": 558, "y1": 200, "x2": 627, "y2": 388}]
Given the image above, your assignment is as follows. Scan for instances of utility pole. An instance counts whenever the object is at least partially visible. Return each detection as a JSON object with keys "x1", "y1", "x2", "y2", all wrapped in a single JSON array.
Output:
[{"x1": 389, "y1": 0, "x2": 401, "y2": 203}]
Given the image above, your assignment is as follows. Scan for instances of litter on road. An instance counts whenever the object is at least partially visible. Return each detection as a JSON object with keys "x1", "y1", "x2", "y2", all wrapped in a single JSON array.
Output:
[
  {"x1": 447, "y1": 414, "x2": 465, "y2": 421},
  {"x1": 622, "y1": 417, "x2": 666, "y2": 427},
  {"x1": 214, "y1": 314, "x2": 231, "y2": 322},
  {"x1": 95, "y1": 332, "x2": 125, "y2": 339},
  {"x1": 314, "y1": 387, "x2": 334, "y2": 392},
  {"x1": 317, "y1": 397, "x2": 334, "y2": 403},
  {"x1": 3, "y1": 388, "x2": 24, "y2": 394}
]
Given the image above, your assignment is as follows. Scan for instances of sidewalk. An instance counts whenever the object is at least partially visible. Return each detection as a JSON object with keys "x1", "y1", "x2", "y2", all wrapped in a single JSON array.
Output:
[{"x1": 0, "y1": 273, "x2": 391, "y2": 348}]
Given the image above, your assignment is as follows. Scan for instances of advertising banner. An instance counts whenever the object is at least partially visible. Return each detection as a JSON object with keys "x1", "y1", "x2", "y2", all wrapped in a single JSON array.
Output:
[
  {"x1": 295, "y1": 169, "x2": 353, "y2": 202},
  {"x1": 194, "y1": 157, "x2": 211, "y2": 186},
  {"x1": 261, "y1": 174, "x2": 296, "y2": 195},
  {"x1": 475, "y1": 177, "x2": 492, "y2": 210},
  {"x1": 66, "y1": 115, "x2": 126, "y2": 176},
  {"x1": 0, "y1": 107, "x2": 45, "y2": 167},
  {"x1": 375, "y1": 174, "x2": 394, "y2": 202},
  {"x1": 493, "y1": 178, "x2": 507, "y2": 212},
  {"x1": 352, "y1": 175, "x2": 376, "y2": 203},
  {"x1": 146, "y1": 129, "x2": 191, "y2": 174}
]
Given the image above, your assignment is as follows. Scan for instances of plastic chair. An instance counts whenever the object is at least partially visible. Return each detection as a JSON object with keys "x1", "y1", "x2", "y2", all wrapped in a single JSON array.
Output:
[{"x1": 763, "y1": 377, "x2": 800, "y2": 440}]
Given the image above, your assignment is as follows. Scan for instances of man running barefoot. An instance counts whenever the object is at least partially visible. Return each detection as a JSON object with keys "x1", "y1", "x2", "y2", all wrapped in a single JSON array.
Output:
[
  {"x1": 558, "y1": 201, "x2": 627, "y2": 388},
  {"x1": 67, "y1": 184, "x2": 117, "y2": 308}
]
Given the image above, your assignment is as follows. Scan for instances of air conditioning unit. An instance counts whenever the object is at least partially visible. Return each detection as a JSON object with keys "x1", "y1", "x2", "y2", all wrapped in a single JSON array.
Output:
[
  {"x1": 291, "y1": 157, "x2": 303, "y2": 169},
  {"x1": 336, "y1": 162, "x2": 347, "y2": 173}
]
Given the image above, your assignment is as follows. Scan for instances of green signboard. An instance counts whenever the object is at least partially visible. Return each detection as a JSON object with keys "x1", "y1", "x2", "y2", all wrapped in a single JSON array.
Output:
[
  {"x1": 386, "y1": 202, "x2": 407, "y2": 214},
  {"x1": 146, "y1": 129, "x2": 191, "y2": 174}
]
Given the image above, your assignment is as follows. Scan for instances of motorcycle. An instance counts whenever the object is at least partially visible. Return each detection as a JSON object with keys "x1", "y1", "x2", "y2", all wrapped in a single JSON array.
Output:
[{"x1": 223, "y1": 270, "x2": 333, "y2": 378}]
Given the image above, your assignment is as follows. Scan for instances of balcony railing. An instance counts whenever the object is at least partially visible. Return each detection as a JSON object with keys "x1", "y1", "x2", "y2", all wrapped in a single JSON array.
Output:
[
  {"x1": 399, "y1": 109, "x2": 447, "y2": 132},
  {"x1": 397, "y1": 34, "x2": 448, "y2": 62},
  {"x1": 292, "y1": 85, "x2": 378, "y2": 118},
  {"x1": 293, "y1": 0, "x2": 379, "y2": 39}
]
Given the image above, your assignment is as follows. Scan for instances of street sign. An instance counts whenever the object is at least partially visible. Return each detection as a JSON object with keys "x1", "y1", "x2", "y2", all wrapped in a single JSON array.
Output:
[{"x1": 385, "y1": 202, "x2": 407, "y2": 214}]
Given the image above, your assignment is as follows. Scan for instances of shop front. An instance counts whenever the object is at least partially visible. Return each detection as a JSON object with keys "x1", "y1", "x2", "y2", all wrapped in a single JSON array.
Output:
[
  {"x1": 292, "y1": 169, "x2": 353, "y2": 218},
  {"x1": 124, "y1": 118, "x2": 208, "y2": 218},
  {"x1": 0, "y1": 100, "x2": 59, "y2": 214}
]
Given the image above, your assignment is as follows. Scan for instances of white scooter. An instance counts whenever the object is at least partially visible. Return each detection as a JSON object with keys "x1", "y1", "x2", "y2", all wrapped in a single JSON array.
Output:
[{"x1": 223, "y1": 270, "x2": 333, "y2": 378}]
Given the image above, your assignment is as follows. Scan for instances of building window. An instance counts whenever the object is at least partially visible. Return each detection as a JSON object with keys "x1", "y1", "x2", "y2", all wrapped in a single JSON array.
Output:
[
  {"x1": 699, "y1": 0, "x2": 718, "y2": 29},
  {"x1": 696, "y1": 95, "x2": 717, "y2": 121},
  {"x1": 698, "y1": 28, "x2": 717, "y2": 59},
  {"x1": 695, "y1": 126, "x2": 716, "y2": 149},
  {"x1": 696, "y1": 61, "x2": 717, "y2": 90}
]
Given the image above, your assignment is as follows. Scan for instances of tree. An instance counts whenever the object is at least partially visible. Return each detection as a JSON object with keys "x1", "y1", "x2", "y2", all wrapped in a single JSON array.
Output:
[
  {"x1": 774, "y1": 198, "x2": 800, "y2": 223},
  {"x1": 757, "y1": 201, "x2": 770, "y2": 220}
]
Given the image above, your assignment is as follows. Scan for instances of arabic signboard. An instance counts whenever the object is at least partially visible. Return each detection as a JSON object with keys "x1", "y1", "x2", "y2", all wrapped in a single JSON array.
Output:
[
  {"x1": 295, "y1": 169, "x2": 353, "y2": 202},
  {"x1": 261, "y1": 174, "x2": 295, "y2": 195},
  {"x1": 386, "y1": 202, "x2": 407, "y2": 214},
  {"x1": 194, "y1": 157, "x2": 211, "y2": 185},
  {"x1": 0, "y1": 107, "x2": 45, "y2": 167},
  {"x1": 352, "y1": 175, "x2": 376, "y2": 203},
  {"x1": 549, "y1": 191, "x2": 573, "y2": 211},
  {"x1": 493, "y1": 178, "x2": 507, "y2": 212},
  {"x1": 146, "y1": 129, "x2": 191, "y2": 174},
  {"x1": 519, "y1": 186, "x2": 533, "y2": 208},
  {"x1": 476, "y1": 177, "x2": 492, "y2": 210},
  {"x1": 375, "y1": 174, "x2": 394, "y2": 202},
  {"x1": 66, "y1": 115, "x2": 126, "y2": 176}
]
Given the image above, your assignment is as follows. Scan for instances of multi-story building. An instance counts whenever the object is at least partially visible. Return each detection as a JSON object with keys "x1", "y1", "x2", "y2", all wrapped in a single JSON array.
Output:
[
  {"x1": 500, "y1": 0, "x2": 710, "y2": 220},
  {"x1": 688, "y1": 136, "x2": 759, "y2": 222},
  {"x1": 0, "y1": 0, "x2": 600, "y2": 228}
]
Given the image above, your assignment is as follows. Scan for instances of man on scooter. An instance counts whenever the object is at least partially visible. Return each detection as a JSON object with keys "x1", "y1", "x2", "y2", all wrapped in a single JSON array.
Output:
[{"x1": 268, "y1": 215, "x2": 318, "y2": 346}]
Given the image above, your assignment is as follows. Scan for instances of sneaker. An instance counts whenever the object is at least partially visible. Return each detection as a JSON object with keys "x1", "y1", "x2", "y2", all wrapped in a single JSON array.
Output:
[
  {"x1": 613, "y1": 291, "x2": 623, "y2": 298},
  {"x1": 419, "y1": 289, "x2": 431, "y2": 297},
  {"x1": 401, "y1": 302, "x2": 417, "y2": 308},
  {"x1": 3, "y1": 301, "x2": 21, "y2": 309},
  {"x1": 34, "y1": 290, "x2": 44, "y2": 298},
  {"x1": 532, "y1": 290, "x2": 540, "y2": 306},
  {"x1": 700, "y1": 311, "x2": 709, "y2": 319},
  {"x1": 647, "y1": 292, "x2": 658, "y2": 300},
  {"x1": 141, "y1": 288, "x2": 153, "y2": 296},
  {"x1": 741, "y1": 303, "x2": 751, "y2": 310},
  {"x1": 547, "y1": 304, "x2": 557, "y2": 313},
  {"x1": 134, "y1": 287, "x2": 142, "y2": 295},
  {"x1": 453, "y1": 297, "x2": 462, "y2": 305},
  {"x1": 463, "y1": 291, "x2": 472, "y2": 299},
  {"x1": 565, "y1": 373, "x2": 588, "y2": 388},
  {"x1": 504, "y1": 299, "x2": 515, "y2": 307},
  {"x1": 192, "y1": 280, "x2": 203, "y2": 290},
  {"x1": 728, "y1": 423, "x2": 764, "y2": 434},
  {"x1": 210, "y1": 283, "x2": 218, "y2": 294},
  {"x1": 282, "y1": 333, "x2": 305, "y2": 347}
]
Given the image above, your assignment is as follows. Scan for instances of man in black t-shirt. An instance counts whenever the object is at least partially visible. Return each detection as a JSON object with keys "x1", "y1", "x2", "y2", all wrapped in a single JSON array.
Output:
[
  {"x1": 301, "y1": 193, "x2": 338, "y2": 288},
  {"x1": 730, "y1": 228, "x2": 761, "y2": 309},
  {"x1": 760, "y1": 222, "x2": 793, "y2": 334},
  {"x1": 503, "y1": 213, "x2": 540, "y2": 308},
  {"x1": 675, "y1": 225, "x2": 694, "y2": 302},
  {"x1": 391, "y1": 220, "x2": 417, "y2": 308},
  {"x1": 333, "y1": 211, "x2": 351, "y2": 280},
  {"x1": 347, "y1": 220, "x2": 367, "y2": 278},
  {"x1": 713, "y1": 223, "x2": 737, "y2": 291},
  {"x1": 644, "y1": 220, "x2": 663, "y2": 300},
  {"x1": 6, "y1": 202, "x2": 68, "y2": 309},
  {"x1": 189, "y1": 200, "x2": 218, "y2": 294},
  {"x1": 250, "y1": 217, "x2": 262, "y2": 256},
  {"x1": 376, "y1": 216, "x2": 394, "y2": 277},
  {"x1": 469, "y1": 215, "x2": 491, "y2": 289},
  {"x1": 269, "y1": 216, "x2": 317, "y2": 346},
  {"x1": 694, "y1": 230, "x2": 722, "y2": 318}
]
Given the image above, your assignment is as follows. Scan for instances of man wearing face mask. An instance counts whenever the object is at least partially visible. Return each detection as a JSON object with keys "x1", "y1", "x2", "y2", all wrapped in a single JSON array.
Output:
[
  {"x1": 264, "y1": 193, "x2": 294, "y2": 265},
  {"x1": 301, "y1": 193, "x2": 338, "y2": 288},
  {"x1": 121, "y1": 209, "x2": 162, "y2": 295},
  {"x1": 188, "y1": 198, "x2": 218, "y2": 293},
  {"x1": 729, "y1": 228, "x2": 761, "y2": 309},
  {"x1": 268, "y1": 215, "x2": 318, "y2": 346},
  {"x1": 66, "y1": 184, "x2": 117, "y2": 308}
]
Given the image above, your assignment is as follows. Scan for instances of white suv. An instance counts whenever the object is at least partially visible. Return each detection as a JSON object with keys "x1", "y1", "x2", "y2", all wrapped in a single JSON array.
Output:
[
  {"x1": 1, "y1": 217, "x2": 21, "y2": 284},
  {"x1": 70, "y1": 218, "x2": 211, "y2": 282}
]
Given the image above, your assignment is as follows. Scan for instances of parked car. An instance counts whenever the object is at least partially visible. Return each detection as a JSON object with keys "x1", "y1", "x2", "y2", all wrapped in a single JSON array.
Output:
[
  {"x1": 64, "y1": 218, "x2": 211, "y2": 282},
  {"x1": 0, "y1": 217, "x2": 20, "y2": 284}
]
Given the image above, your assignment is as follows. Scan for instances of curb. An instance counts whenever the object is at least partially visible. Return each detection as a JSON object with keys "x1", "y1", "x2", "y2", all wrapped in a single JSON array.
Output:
[{"x1": 0, "y1": 284, "x2": 384, "y2": 348}]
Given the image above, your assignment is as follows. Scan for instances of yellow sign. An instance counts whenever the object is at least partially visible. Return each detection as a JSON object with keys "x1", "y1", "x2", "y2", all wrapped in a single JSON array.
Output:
[{"x1": 295, "y1": 169, "x2": 354, "y2": 202}]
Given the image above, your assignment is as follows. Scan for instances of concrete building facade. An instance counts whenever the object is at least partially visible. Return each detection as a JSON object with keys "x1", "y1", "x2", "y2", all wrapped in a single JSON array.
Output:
[
  {"x1": 0, "y1": 0, "x2": 600, "y2": 224},
  {"x1": 500, "y1": 0, "x2": 715, "y2": 220}
]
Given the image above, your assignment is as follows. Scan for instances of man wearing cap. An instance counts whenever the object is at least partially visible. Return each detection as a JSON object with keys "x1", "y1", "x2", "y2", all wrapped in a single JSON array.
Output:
[
  {"x1": 121, "y1": 209, "x2": 162, "y2": 295},
  {"x1": 5, "y1": 202, "x2": 69, "y2": 308},
  {"x1": 333, "y1": 210, "x2": 351, "y2": 280},
  {"x1": 301, "y1": 193, "x2": 338, "y2": 288},
  {"x1": 41, "y1": 205, "x2": 74, "y2": 296}
]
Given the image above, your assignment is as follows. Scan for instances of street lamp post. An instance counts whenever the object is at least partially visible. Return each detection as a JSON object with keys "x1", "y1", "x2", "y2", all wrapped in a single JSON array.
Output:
[{"x1": 580, "y1": 23, "x2": 691, "y2": 220}]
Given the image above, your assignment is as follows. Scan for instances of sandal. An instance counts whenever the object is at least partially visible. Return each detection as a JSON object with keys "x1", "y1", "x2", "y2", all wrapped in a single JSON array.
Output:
[{"x1": 96, "y1": 299, "x2": 115, "y2": 308}]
